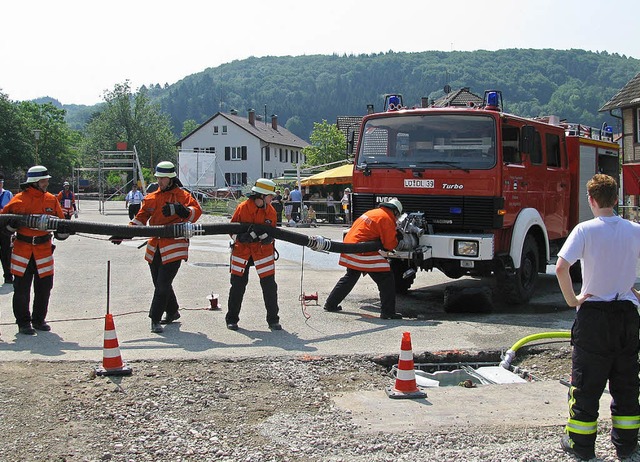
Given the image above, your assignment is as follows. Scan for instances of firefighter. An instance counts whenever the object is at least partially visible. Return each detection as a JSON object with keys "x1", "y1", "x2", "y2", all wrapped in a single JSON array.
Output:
[
  {"x1": 226, "y1": 178, "x2": 281, "y2": 331},
  {"x1": 1, "y1": 165, "x2": 68, "y2": 335},
  {"x1": 56, "y1": 181, "x2": 77, "y2": 219},
  {"x1": 323, "y1": 198, "x2": 403, "y2": 319},
  {"x1": 556, "y1": 174, "x2": 640, "y2": 461},
  {"x1": 117, "y1": 161, "x2": 202, "y2": 333}
]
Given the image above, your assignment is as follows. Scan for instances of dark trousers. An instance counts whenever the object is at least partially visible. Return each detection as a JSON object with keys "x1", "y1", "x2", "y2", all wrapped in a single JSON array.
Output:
[
  {"x1": 568, "y1": 301, "x2": 640, "y2": 457},
  {"x1": 148, "y1": 250, "x2": 181, "y2": 323},
  {"x1": 273, "y1": 203, "x2": 283, "y2": 225},
  {"x1": 226, "y1": 260, "x2": 279, "y2": 325},
  {"x1": 12, "y1": 257, "x2": 54, "y2": 327},
  {"x1": 325, "y1": 267, "x2": 396, "y2": 315},
  {"x1": 128, "y1": 203, "x2": 141, "y2": 220},
  {"x1": 0, "y1": 233, "x2": 12, "y2": 280}
]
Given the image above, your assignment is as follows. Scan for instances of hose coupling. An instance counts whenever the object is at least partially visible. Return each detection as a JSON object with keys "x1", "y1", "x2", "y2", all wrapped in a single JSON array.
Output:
[
  {"x1": 173, "y1": 222, "x2": 204, "y2": 239},
  {"x1": 499, "y1": 349, "x2": 516, "y2": 369},
  {"x1": 25, "y1": 214, "x2": 56, "y2": 231},
  {"x1": 308, "y1": 235, "x2": 331, "y2": 252}
]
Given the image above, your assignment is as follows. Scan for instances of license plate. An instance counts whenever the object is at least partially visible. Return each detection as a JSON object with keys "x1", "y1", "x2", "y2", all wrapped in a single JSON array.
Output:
[{"x1": 404, "y1": 179, "x2": 434, "y2": 188}]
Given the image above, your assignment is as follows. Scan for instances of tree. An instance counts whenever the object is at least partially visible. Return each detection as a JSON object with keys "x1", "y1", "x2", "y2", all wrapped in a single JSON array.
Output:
[
  {"x1": 81, "y1": 81, "x2": 176, "y2": 170},
  {"x1": 181, "y1": 119, "x2": 199, "y2": 139},
  {"x1": 302, "y1": 120, "x2": 346, "y2": 167}
]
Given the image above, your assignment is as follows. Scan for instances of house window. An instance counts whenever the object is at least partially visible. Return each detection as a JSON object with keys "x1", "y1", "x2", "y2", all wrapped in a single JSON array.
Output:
[
  {"x1": 637, "y1": 108, "x2": 640, "y2": 143},
  {"x1": 205, "y1": 147, "x2": 215, "y2": 154},
  {"x1": 265, "y1": 147, "x2": 270, "y2": 161},
  {"x1": 279, "y1": 148, "x2": 283, "y2": 162},
  {"x1": 230, "y1": 172, "x2": 243, "y2": 185},
  {"x1": 213, "y1": 126, "x2": 219, "y2": 135},
  {"x1": 285, "y1": 149, "x2": 289, "y2": 163},
  {"x1": 225, "y1": 146, "x2": 247, "y2": 161},
  {"x1": 222, "y1": 126, "x2": 228, "y2": 135}
]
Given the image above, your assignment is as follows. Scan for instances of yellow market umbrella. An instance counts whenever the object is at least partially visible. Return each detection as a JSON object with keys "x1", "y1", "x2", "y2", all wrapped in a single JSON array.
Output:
[{"x1": 300, "y1": 164, "x2": 353, "y2": 186}]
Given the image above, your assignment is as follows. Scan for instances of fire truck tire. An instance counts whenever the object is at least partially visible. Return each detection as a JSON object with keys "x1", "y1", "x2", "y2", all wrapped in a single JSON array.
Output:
[
  {"x1": 390, "y1": 260, "x2": 415, "y2": 294},
  {"x1": 500, "y1": 235, "x2": 539, "y2": 304}
]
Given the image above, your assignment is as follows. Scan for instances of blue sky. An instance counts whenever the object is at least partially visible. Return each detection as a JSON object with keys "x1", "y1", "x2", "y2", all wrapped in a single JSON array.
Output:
[{"x1": 2, "y1": 0, "x2": 639, "y2": 105}]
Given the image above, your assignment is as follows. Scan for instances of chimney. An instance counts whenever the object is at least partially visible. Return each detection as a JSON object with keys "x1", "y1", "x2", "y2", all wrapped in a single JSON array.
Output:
[
  {"x1": 248, "y1": 109, "x2": 255, "y2": 126},
  {"x1": 271, "y1": 114, "x2": 278, "y2": 130}
]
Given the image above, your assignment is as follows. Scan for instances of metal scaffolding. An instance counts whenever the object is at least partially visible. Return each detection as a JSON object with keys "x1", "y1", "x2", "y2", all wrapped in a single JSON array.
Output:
[{"x1": 97, "y1": 146, "x2": 146, "y2": 214}]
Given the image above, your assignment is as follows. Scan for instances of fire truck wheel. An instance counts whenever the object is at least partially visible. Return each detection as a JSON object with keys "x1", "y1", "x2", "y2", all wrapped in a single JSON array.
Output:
[
  {"x1": 500, "y1": 235, "x2": 539, "y2": 305},
  {"x1": 390, "y1": 260, "x2": 415, "y2": 294}
]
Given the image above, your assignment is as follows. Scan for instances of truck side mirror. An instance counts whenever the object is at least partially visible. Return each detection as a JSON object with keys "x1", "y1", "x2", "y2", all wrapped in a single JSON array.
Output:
[
  {"x1": 520, "y1": 126, "x2": 535, "y2": 154},
  {"x1": 346, "y1": 130, "x2": 355, "y2": 158}
]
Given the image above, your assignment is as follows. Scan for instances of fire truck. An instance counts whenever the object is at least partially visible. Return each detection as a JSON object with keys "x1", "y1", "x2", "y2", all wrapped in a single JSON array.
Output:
[{"x1": 349, "y1": 90, "x2": 619, "y2": 304}]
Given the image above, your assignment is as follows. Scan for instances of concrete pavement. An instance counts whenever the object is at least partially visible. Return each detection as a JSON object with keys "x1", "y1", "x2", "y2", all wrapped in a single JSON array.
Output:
[{"x1": 0, "y1": 199, "x2": 577, "y2": 362}]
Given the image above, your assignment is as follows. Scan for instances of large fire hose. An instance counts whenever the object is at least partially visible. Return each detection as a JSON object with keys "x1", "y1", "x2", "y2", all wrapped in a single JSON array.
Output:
[{"x1": 0, "y1": 214, "x2": 382, "y2": 254}]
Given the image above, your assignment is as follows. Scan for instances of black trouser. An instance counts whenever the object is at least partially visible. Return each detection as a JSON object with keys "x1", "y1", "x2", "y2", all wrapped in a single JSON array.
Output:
[
  {"x1": 128, "y1": 203, "x2": 141, "y2": 220},
  {"x1": 12, "y1": 257, "x2": 54, "y2": 327},
  {"x1": 148, "y1": 250, "x2": 181, "y2": 323},
  {"x1": 226, "y1": 260, "x2": 279, "y2": 325},
  {"x1": 567, "y1": 300, "x2": 640, "y2": 458},
  {"x1": 0, "y1": 233, "x2": 12, "y2": 280},
  {"x1": 273, "y1": 203, "x2": 283, "y2": 225},
  {"x1": 290, "y1": 203, "x2": 301, "y2": 222},
  {"x1": 325, "y1": 267, "x2": 396, "y2": 315}
]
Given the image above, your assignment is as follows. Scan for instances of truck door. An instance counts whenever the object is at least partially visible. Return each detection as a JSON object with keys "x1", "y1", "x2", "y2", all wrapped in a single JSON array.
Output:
[{"x1": 543, "y1": 132, "x2": 570, "y2": 239}]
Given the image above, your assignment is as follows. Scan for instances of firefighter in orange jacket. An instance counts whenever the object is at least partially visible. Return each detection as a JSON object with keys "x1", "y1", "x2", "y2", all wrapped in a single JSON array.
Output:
[
  {"x1": 126, "y1": 161, "x2": 202, "y2": 333},
  {"x1": 56, "y1": 181, "x2": 77, "y2": 219},
  {"x1": 1, "y1": 166, "x2": 68, "y2": 335},
  {"x1": 323, "y1": 199, "x2": 404, "y2": 319},
  {"x1": 226, "y1": 178, "x2": 281, "y2": 331}
]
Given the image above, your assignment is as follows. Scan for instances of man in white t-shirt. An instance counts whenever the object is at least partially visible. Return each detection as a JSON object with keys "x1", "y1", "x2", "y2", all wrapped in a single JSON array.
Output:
[
  {"x1": 556, "y1": 173, "x2": 640, "y2": 461},
  {"x1": 125, "y1": 184, "x2": 144, "y2": 220}
]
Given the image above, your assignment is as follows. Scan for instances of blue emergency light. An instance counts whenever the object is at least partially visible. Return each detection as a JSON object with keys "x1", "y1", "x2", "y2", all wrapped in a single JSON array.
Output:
[{"x1": 487, "y1": 91, "x2": 499, "y2": 107}]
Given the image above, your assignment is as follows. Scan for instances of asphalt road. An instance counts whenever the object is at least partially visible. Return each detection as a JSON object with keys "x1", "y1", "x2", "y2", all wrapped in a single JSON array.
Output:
[{"x1": 0, "y1": 199, "x2": 582, "y2": 363}]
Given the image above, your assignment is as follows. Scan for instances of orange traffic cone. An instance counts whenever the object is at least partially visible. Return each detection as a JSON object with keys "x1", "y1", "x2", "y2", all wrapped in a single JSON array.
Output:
[
  {"x1": 386, "y1": 331, "x2": 426, "y2": 399},
  {"x1": 95, "y1": 314, "x2": 133, "y2": 376}
]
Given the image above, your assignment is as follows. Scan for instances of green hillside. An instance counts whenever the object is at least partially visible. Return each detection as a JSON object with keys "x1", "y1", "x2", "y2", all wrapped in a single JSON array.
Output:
[{"x1": 68, "y1": 49, "x2": 640, "y2": 140}]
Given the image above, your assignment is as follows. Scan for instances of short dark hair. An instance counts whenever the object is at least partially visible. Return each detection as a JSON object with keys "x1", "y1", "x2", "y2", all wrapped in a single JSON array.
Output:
[{"x1": 587, "y1": 174, "x2": 617, "y2": 208}]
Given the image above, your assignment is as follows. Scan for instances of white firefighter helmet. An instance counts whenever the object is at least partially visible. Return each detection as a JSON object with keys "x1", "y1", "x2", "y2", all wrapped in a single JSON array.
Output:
[
  {"x1": 25, "y1": 165, "x2": 52, "y2": 183},
  {"x1": 379, "y1": 198, "x2": 403, "y2": 215},
  {"x1": 63, "y1": 181, "x2": 70, "y2": 187},
  {"x1": 155, "y1": 161, "x2": 177, "y2": 178},
  {"x1": 251, "y1": 178, "x2": 277, "y2": 196}
]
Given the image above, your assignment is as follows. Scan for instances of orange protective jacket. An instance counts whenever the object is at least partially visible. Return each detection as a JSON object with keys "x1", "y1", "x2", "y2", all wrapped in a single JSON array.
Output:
[
  {"x1": 230, "y1": 198, "x2": 277, "y2": 278},
  {"x1": 1, "y1": 186, "x2": 65, "y2": 277},
  {"x1": 56, "y1": 189, "x2": 76, "y2": 215},
  {"x1": 131, "y1": 186, "x2": 202, "y2": 264},
  {"x1": 339, "y1": 207, "x2": 398, "y2": 272}
]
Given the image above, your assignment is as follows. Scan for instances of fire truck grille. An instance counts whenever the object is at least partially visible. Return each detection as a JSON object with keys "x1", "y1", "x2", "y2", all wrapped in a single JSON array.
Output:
[{"x1": 352, "y1": 194, "x2": 503, "y2": 230}]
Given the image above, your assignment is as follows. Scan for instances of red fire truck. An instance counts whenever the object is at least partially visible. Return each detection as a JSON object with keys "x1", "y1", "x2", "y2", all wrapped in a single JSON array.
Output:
[{"x1": 349, "y1": 91, "x2": 619, "y2": 304}]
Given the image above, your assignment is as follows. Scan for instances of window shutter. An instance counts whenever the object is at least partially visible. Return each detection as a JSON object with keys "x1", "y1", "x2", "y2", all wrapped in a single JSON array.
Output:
[
  {"x1": 225, "y1": 146, "x2": 230, "y2": 161},
  {"x1": 225, "y1": 173, "x2": 231, "y2": 186},
  {"x1": 241, "y1": 146, "x2": 247, "y2": 160},
  {"x1": 265, "y1": 147, "x2": 270, "y2": 161},
  {"x1": 242, "y1": 173, "x2": 247, "y2": 185}
]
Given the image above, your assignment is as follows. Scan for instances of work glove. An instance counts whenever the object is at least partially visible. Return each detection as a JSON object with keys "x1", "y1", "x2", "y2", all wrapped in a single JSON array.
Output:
[
  {"x1": 3, "y1": 218, "x2": 20, "y2": 235},
  {"x1": 109, "y1": 236, "x2": 127, "y2": 245},
  {"x1": 162, "y1": 202, "x2": 190, "y2": 219},
  {"x1": 235, "y1": 232, "x2": 254, "y2": 243},
  {"x1": 258, "y1": 232, "x2": 274, "y2": 245},
  {"x1": 54, "y1": 232, "x2": 69, "y2": 241}
]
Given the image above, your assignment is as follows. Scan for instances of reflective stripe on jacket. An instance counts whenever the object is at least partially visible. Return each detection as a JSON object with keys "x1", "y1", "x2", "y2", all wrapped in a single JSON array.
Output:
[
  {"x1": 1, "y1": 186, "x2": 65, "y2": 277},
  {"x1": 338, "y1": 207, "x2": 398, "y2": 273},
  {"x1": 131, "y1": 186, "x2": 202, "y2": 264},
  {"x1": 230, "y1": 198, "x2": 277, "y2": 278}
]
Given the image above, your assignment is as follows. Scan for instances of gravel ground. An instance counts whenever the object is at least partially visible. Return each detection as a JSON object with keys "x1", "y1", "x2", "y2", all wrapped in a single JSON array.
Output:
[{"x1": 1, "y1": 345, "x2": 634, "y2": 462}]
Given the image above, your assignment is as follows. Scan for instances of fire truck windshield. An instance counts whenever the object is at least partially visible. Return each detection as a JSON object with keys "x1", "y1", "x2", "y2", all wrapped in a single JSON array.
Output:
[{"x1": 356, "y1": 114, "x2": 496, "y2": 170}]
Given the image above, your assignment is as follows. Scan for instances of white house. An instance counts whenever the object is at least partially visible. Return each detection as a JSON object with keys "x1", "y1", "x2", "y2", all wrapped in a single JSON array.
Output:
[{"x1": 175, "y1": 110, "x2": 308, "y2": 190}]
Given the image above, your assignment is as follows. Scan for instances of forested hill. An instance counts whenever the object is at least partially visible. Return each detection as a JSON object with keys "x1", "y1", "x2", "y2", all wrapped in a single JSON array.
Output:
[{"x1": 76, "y1": 49, "x2": 640, "y2": 140}]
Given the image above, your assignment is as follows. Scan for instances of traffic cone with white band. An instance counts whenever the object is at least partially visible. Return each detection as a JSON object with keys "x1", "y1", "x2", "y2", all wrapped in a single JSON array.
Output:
[
  {"x1": 95, "y1": 314, "x2": 132, "y2": 376},
  {"x1": 386, "y1": 331, "x2": 426, "y2": 399}
]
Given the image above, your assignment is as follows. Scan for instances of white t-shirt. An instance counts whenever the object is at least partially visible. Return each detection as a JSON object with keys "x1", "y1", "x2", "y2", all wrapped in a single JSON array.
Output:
[{"x1": 558, "y1": 215, "x2": 640, "y2": 304}]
